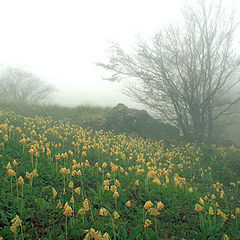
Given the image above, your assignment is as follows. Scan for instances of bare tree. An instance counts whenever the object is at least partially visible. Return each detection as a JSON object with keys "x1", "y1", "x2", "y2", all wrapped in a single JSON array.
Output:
[
  {"x1": 0, "y1": 67, "x2": 56, "y2": 106},
  {"x1": 98, "y1": 0, "x2": 240, "y2": 141}
]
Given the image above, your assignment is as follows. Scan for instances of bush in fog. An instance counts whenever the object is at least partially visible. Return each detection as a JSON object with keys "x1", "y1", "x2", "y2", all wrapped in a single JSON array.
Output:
[{"x1": 0, "y1": 66, "x2": 56, "y2": 106}]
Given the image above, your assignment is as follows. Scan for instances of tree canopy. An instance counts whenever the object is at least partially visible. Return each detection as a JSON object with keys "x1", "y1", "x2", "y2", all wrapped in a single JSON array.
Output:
[{"x1": 0, "y1": 67, "x2": 56, "y2": 106}]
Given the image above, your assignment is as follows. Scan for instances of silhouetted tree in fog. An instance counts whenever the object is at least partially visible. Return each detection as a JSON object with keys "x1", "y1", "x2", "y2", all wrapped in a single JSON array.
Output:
[
  {"x1": 98, "y1": 0, "x2": 240, "y2": 141},
  {"x1": 0, "y1": 67, "x2": 56, "y2": 106}
]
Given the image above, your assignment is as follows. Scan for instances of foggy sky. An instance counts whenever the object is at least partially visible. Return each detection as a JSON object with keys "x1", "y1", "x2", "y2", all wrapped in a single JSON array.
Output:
[{"x1": 0, "y1": 0, "x2": 239, "y2": 108}]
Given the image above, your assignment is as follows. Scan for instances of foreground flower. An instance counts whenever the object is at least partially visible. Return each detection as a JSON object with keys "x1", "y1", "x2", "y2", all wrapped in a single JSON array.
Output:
[
  {"x1": 148, "y1": 208, "x2": 160, "y2": 216},
  {"x1": 99, "y1": 208, "x2": 109, "y2": 216},
  {"x1": 236, "y1": 207, "x2": 240, "y2": 215},
  {"x1": 7, "y1": 169, "x2": 16, "y2": 177},
  {"x1": 125, "y1": 200, "x2": 131, "y2": 207},
  {"x1": 13, "y1": 160, "x2": 18, "y2": 166},
  {"x1": 63, "y1": 205, "x2": 73, "y2": 216},
  {"x1": 209, "y1": 207, "x2": 214, "y2": 215},
  {"x1": 18, "y1": 176, "x2": 24, "y2": 185},
  {"x1": 10, "y1": 215, "x2": 22, "y2": 234},
  {"x1": 157, "y1": 201, "x2": 164, "y2": 210},
  {"x1": 113, "y1": 191, "x2": 120, "y2": 198},
  {"x1": 68, "y1": 181, "x2": 74, "y2": 189},
  {"x1": 83, "y1": 198, "x2": 89, "y2": 211},
  {"x1": 199, "y1": 198, "x2": 204, "y2": 205},
  {"x1": 113, "y1": 211, "x2": 120, "y2": 219},
  {"x1": 74, "y1": 187, "x2": 81, "y2": 195},
  {"x1": 32, "y1": 169, "x2": 38, "y2": 177},
  {"x1": 223, "y1": 234, "x2": 230, "y2": 240},
  {"x1": 52, "y1": 187, "x2": 57, "y2": 197},
  {"x1": 78, "y1": 207, "x2": 86, "y2": 215},
  {"x1": 56, "y1": 200, "x2": 63, "y2": 209},
  {"x1": 195, "y1": 204, "x2": 203, "y2": 212},
  {"x1": 6, "y1": 162, "x2": 11, "y2": 170},
  {"x1": 144, "y1": 219, "x2": 152, "y2": 228},
  {"x1": 83, "y1": 229, "x2": 110, "y2": 240},
  {"x1": 144, "y1": 201, "x2": 153, "y2": 210}
]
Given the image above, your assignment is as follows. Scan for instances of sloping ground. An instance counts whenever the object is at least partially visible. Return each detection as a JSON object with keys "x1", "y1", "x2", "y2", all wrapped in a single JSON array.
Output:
[
  {"x1": 0, "y1": 102, "x2": 179, "y2": 141},
  {"x1": 0, "y1": 109, "x2": 240, "y2": 239}
]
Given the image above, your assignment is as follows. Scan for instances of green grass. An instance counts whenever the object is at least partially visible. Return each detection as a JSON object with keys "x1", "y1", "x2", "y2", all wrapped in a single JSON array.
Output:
[
  {"x1": 0, "y1": 109, "x2": 240, "y2": 239},
  {"x1": 0, "y1": 102, "x2": 110, "y2": 122}
]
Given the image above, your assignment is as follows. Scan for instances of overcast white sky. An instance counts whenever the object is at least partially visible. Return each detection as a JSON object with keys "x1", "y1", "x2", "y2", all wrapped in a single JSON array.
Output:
[{"x1": 0, "y1": 0, "x2": 239, "y2": 108}]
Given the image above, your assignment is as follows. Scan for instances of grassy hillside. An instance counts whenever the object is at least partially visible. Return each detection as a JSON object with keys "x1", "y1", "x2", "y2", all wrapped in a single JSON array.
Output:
[
  {"x1": 0, "y1": 102, "x2": 110, "y2": 122},
  {"x1": 0, "y1": 109, "x2": 240, "y2": 239}
]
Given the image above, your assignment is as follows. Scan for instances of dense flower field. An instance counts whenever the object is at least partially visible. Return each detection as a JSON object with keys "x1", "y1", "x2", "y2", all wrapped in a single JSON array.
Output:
[{"x1": 0, "y1": 109, "x2": 240, "y2": 239}]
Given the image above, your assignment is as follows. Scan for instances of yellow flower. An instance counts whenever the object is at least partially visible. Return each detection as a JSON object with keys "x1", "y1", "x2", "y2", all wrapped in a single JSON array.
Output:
[
  {"x1": 148, "y1": 208, "x2": 160, "y2": 216},
  {"x1": 135, "y1": 180, "x2": 139, "y2": 186},
  {"x1": 83, "y1": 198, "x2": 89, "y2": 211},
  {"x1": 113, "y1": 191, "x2": 120, "y2": 198},
  {"x1": 32, "y1": 169, "x2": 38, "y2": 177},
  {"x1": 223, "y1": 234, "x2": 230, "y2": 240},
  {"x1": 211, "y1": 194, "x2": 216, "y2": 200},
  {"x1": 52, "y1": 187, "x2": 57, "y2": 197},
  {"x1": 12, "y1": 160, "x2": 18, "y2": 166},
  {"x1": 144, "y1": 201, "x2": 153, "y2": 210},
  {"x1": 194, "y1": 204, "x2": 203, "y2": 212},
  {"x1": 235, "y1": 207, "x2": 240, "y2": 215},
  {"x1": 25, "y1": 172, "x2": 32, "y2": 179},
  {"x1": 18, "y1": 176, "x2": 24, "y2": 185},
  {"x1": 78, "y1": 207, "x2": 85, "y2": 215},
  {"x1": 220, "y1": 190, "x2": 224, "y2": 199},
  {"x1": 68, "y1": 181, "x2": 74, "y2": 189},
  {"x1": 144, "y1": 219, "x2": 152, "y2": 228},
  {"x1": 76, "y1": 169, "x2": 82, "y2": 176},
  {"x1": 102, "y1": 162, "x2": 107, "y2": 169},
  {"x1": 199, "y1": 198, "x2": 204, "y2": 206},
  {"x1": 10, "y1": 215, "x2": 22, "y2": 234},
  {"x1": 110, "y1": 185, "x2": 117, "y2": 192},
  {"x1": 4, "y1": 134, "x2": 8, "y2": 142},
  {"x1": 62, "y1": 188, "x2": 67, "y2": 195},
  {"x1": 6, "y1": 162, "x2": 11, "y2": 170},
  {"x1": 189, "y1": 187, "x2": 193, "y2": 193},
  {"x1": 147, "y1": 170, "x2": 155, "y2": 178},
  {"x1": 113, "y1": 211, "x2": 120, "y2": 219},
  {"x1": 111, "y1": 164, "x2": 118, "y2": 172},
  {"x1": 74, "y1": 187, "x2": 81, "y2": 195},
  {"x1": 99, "y1": 208, "x2": 109, "y2": 216},
  {"x1": 102, "y1": 232, "x2": 110, "y2": 240},
  {"x1": 115, "y1": 180, "x2": 120, "y2": 187},
  {"x1": 209, "y1": 207, "x2": 214, "y2": 215},
  {"x1": 56, "y1": 200, "x2": 63, "y2": 209},
  {"x1": 64, "y1": 202, "x2": 69, "y2": 209},
  {"x1": 72, "y1": 159, "x2": 77, "y2": 165},
  {"x1": 157, "y1": 201, "x2": 164, "y2": 210},
  {"x1": 63, "y1": 205, "x2": 73, "y2": 216},
  {"x1": 125, "y1": 200, "x2": 131, "y2": 207},
  {"x1": 165, "y1": 176, "x2": 169, "y2": 184},
  {"x1": 103, "y1": 180, "x2": 110, "y2": 186},
  {"x1": 152, "y1": 178, "x2": 161, "y2": 185},
  {"x1": 69, "y1": 196, "x2": 74, "y2": 204},
  {"x1": 60, "y1": 167, "x2": 68, "y2": 174},
  {"x1": 6, "y1": 169, "x2": 16, "y2": 177}
]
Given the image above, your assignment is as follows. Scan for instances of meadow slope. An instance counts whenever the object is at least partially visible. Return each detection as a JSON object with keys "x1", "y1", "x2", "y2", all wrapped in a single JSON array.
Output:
[{"x1": 0, "y1": 109, "x2": 240, "y2": 239}]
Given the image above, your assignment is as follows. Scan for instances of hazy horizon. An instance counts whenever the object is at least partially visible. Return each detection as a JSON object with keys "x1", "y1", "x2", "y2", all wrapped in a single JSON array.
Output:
[{"x1": 0, "y1": 0, "x2": 239, "y2": 109}]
